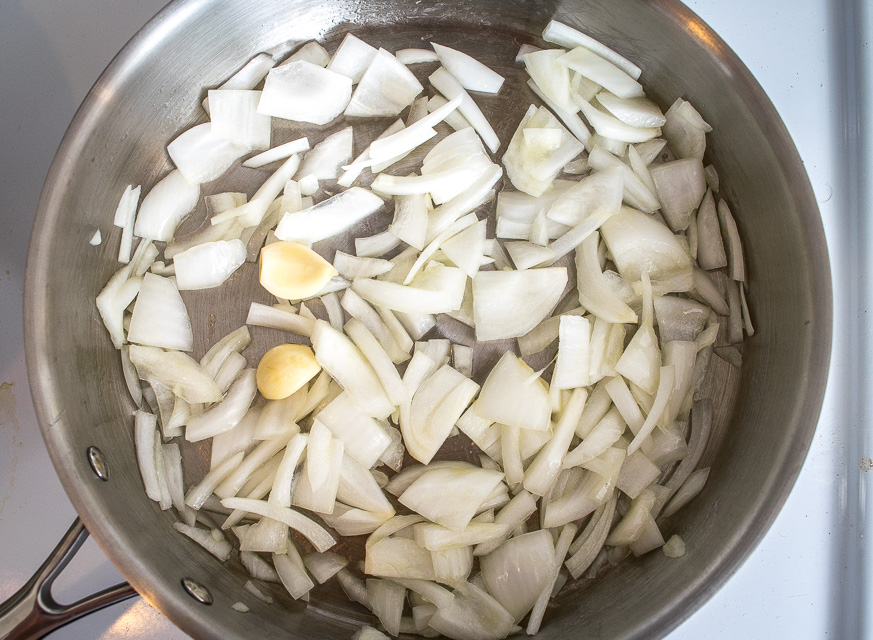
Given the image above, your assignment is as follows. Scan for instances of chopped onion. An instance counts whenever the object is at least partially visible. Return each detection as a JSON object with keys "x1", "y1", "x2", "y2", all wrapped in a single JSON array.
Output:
[
  {"x1": 167, "y1": 123, "x2": 247, "y2": 185},
  {"x1": 477, "y1": 352, "x2": 551, "y2": 432},
  {"x1": 245, "y1": 302, "x2": 314, "y2": 337},
  {"x1": 559, "y1": 47, "x2": 643, "y2": 99},
  {"x1": 429, "y1": 67, "x2": 500, "y2": 153},
  {"x1": 429, "y1": 580, "x2": 517, "y2": 640},
  {"x1": 208, "y1": 90, "x2": 272, "y2": 151},
  {"x1": 523, "y1": 50, "x2": 574, "y2": 112},
  {"x1": 396, "y1": 48, "x2": 440, "y2": 64},
  {"x1": 274, "y1": 187, "x2": 384, "y2": 245},
  {"x1": 273, "y1": 548, "x2": 315, "y2": 600},
  {"x1": 315, "y1": 392, "x2": 392, "y2": 468},
  {"x1": 258, "y1": 61, "x2": 352, "y2": 125},
  {"x1": 296, "y1": 127, "x2": 353, "y2": 180},
  {"x1": 480, "y1": 530, "x2": 555, "y2": 622},
  {"x1": 472, "y1": 267, "x2": 568, "y2": 341},
  {"x1": 404, "y1": 364, "x2": 478, "y2": 464},
  {"x1": 133, "y1": 170, "x2": 200, "y2": 242},
  {"x1": 327, "y1": 33, "x2": 378, "y2": 83},
  {"x1": 717, "y1": 199, "x2": 746, "y2": 282},
  {"x1": 243, "y1": 137, "x2": 310, "y2": 169},
  {"x1": 172, "y1": 523, "x2": 232, "y2": 561},
  {"x1": 649, "y1": 158, "x2": 706, "y2": 231},
  {"x1": 129, "y1": 345, "x2": 221, "y2": 403},
  {"x1": 173, "y1": 239, "x2": 246, "y2": 290},
  {"x1": 365, "y1": 537, "x2": 436, "y2": 581},
  {"x1": 431, "y1": 43, "x2": 504, "y2": 93},
  {"x1": 185, "y1": 369, "x2": 258, "y2": 442},
  {"x1": 302, "y1": 551, "x2": 348, "y2": 584},
  {"x1": 367, "y1": 579, "x2": 405, "y2": 637},
  {"x1": 346, "y1": 49, "x2": 423, "y2": 117},
  {"x1": 127, "y1": 272, "x2": 193, "y2": 351},
  {"x1": 221, "y1": 497, "x2": 336, "y2": 552},
  {"x1": 542, "y1": 20, "x2": 641, "y2": 79},
  {"x1": 399, "y1": 466, "x2": 505, "y2": 531},
  {"x1": 311, "y1": 320, "x2": 394, "y2": 419}
]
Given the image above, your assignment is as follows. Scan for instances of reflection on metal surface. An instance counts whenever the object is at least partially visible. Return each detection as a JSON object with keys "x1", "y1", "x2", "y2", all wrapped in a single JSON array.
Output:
[
  {"x1": 100, "y1": 598, "x2": 161, "y2": 639},
  {"x1": 181, "y1": 578, "x2": 213, "y2": 605},
  {"x1": 684, "y1": 17, "x2": 716, "y2": 49},
  {"x1": 87, "y1": 446, "x2": 110, "y2": 481}
]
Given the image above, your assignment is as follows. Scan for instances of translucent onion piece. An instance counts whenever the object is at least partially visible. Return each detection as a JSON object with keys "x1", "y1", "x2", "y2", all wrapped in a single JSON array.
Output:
[
  {"x1": 315, "y1": 392, "x2": 392, "y2": 467},
  {"x1": 342, "y1": 288, "x2": 409, "y2": 364},
  {"x1": 274, "y1": 187, "x2": 384, "y2": 245},
  {"x1": 600, "y1": 206, "x2": 692, "y2": 282},
  {"x1": 546, "y1": 167, "x2": 624, "y2": 227},
  {"x1": 346, "y1": 49, "x2": 423, "y2": 117},
  {"x1": 399, "y1": 466, "x2": 505, "y2": 531},
  {"x1": 172, "y1": 523, "x2": 232, "y2": 561},
  {"x1": 334, "y1": 252, "x2": 393, "y2": 280},
  {"x1": 477, "y1": 352, "x2": 551, "y2": 432},
  {"x1": 337, "y1": 453, "x2": 396, "y2": 515},
  {"x1": 167, "y1": 123, "x2": 247, "y2": 185},
  {"x1": 127, "y1": 272, "x2": 193, "y2": 351},
  {"x1": 296, "y1": 127, "x2": 353, "y2": 180},
  {"x1": 243, "y1": 137, "x2": 310, "y2": 169},
  {"x1": 595, "y1": 91, "x2": 665, "y2": 128},
  {"x1": 258, "y1": 61, "x2": 352, "y2": 125},
  {"x1": 431, "y1": 43, "x2": 504, "y2": 93},
  {"x1": 353, "y1": 263, "x2": 467, "y2": 315},
  {"x1": 542, "y1": 20, "x2": 641, "y2": 79},
  {"x1": 662, "y1": 98, "x2": 707, "y2": 159},
  {"x1": 397, "y1": 48, "x2": 440, "y2": 64},
  {"x1": 208, "y1": 90, "x2": 271, "y2": 150},
  {"x1": 649, "y1": 158, "x2": 706, "y2": 232},
  {"x1": 245, "y1": 303, "x2": 314, "y2": 337},
  {"x1": 389, "y1": 194, "x2": 428, "y2": 250},
  {"x1": 523, "y1": 49, "x2": 574, "y2": 112},
  {"x1": 327, "y1": 33, "x2": 378, "y2": 83},
  {"x1": 404, "y1": 364, "x2": 479, "y2": 464},
  {"x1": 523, "y1": 388, "x2": 588, "y2": 496},
  {"x1": 133, "y1": 170, "x2": 200, "y2": 242},
  {"x1": 221, "y1": 497, "x2": 336, "y2": 552},
  {"x1": 503, "y1": 106, "x2": 585, "y2": 197},
  {"x1": 184, "y1": 451, "x2": 244, "y2": 510},
  {"x1": 480, "y1": 530, "x2": 555, "y2": 621},
  {"x1": 696, "y1": 189, "x2": 728, "y2": 270},
  {"x1": 559, "y1": 47, "x2": 643, "y2": 99},
  {"x1": 273, "y1": 548, "x2": 315, "y2": 600},
  {"x1": 173, "y1": 239, "x2": 246, "y2": 290},
  {"x1": 367, "y1": 579, "x2": 405, "y2": 636},
  {"x1": 129, "y1": 345, "x2": 221, "y2": 403},
  {"x1": 428, "y1": 580, "x2": 516, "y2": 640},
  {"x1": 553, "y1": 315, "x2": 591, "y2": 389},
  {"x1": 429, "y1": 67, "x2": 500, "y2": 153},
  {"x1": 292, "y1": 430, "x2": 344, "y2": 514},
  {"x1": 564, "y1": 494, "x2": 617, "y2": 578},
  {"x1": 311, "y1": 320, "x2": 394, "y2": 420},
  {"x1": 718, "y1": 199, "x2": 746, "y2": 282},
  {"x1": 365, "y1": 537, "x2": 436, "y2": 581},
  {"x1": 185, "y1": 369, "x2": 258, "y2": 442},
  {"x1": 472, "y1": 267, "x2": 568, "y2": 341}
]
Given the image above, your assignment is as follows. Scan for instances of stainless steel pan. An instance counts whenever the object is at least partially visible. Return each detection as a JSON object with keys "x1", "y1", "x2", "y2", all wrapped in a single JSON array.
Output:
[{"x1": 11, "y1": 0, "x2": 831, "y2": 638}]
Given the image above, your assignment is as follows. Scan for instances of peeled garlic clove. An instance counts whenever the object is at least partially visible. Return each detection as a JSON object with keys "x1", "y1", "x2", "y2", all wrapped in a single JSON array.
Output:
[
  {"x1": 257, "y1": 343, "x2": 322, "y2": 400},
  {"x1": 259, "y1": 241, "x2": 338, "y2": 301}
]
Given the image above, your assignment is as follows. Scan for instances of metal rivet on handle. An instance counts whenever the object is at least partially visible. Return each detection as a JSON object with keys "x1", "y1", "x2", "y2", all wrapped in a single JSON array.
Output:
[
  {"x1": 181, "y1": 578, "x2": 213, "y2": 605},
  {"x1": 87, "y1": 446, "x2": 110, "y2": 481}
]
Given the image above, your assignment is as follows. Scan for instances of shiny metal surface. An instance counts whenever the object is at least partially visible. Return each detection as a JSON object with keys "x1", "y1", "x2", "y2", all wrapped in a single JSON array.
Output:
[{"x1": 22, "y1": 0, "x2": 831, "y2": 639}]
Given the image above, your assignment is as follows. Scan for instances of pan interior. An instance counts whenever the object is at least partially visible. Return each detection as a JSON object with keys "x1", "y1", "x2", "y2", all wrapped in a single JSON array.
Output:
[{"x1": 24, "y1": 0, "x2": 831, "y2": 639}]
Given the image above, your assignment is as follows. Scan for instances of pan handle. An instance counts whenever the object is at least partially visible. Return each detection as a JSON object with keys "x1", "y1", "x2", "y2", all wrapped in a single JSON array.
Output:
[{"x1": 0, "y1": 518, "x2": 138, "y2": 640}]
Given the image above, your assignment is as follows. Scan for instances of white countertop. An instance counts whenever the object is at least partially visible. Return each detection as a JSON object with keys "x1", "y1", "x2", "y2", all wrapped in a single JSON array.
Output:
[{"x1": 0, "y1": 0, "x2": 865, "y2": 637}]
